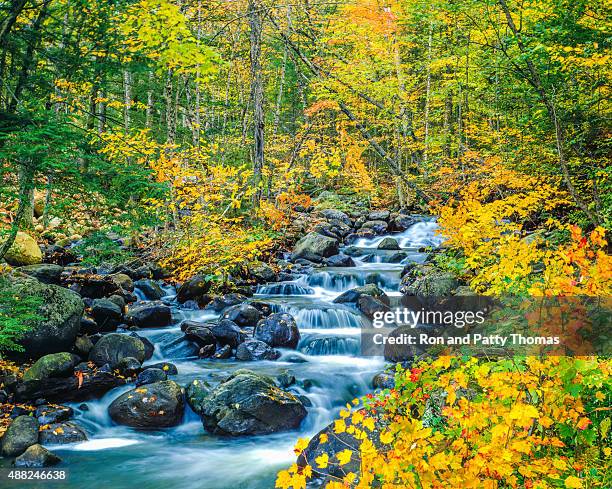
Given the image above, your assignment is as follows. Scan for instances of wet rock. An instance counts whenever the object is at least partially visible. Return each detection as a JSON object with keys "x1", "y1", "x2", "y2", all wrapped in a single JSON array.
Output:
[
  {"x1": 388, "y1": 252, "x2": 408, "y2": 263},
  {"x1": 109, "y1": 273, "x2": 133, "y2": 292},
  {"x1": 319, "y1": 209, "x2": 352, "y2": 225},
  {"x1": 136, "y1": 368, "x2": 167, "y2": 386},
  {"x1": 183, "y1": 322, "x2": 216, "y2": 348},
  {"x1": 108, "y1": 380, "x2": 184, "y2": 428},
  {"x1": 143, "y1": 362, "x2": 178, "y2": 375},
  {"x1": 200, "y1": 371, "x2": 307, "y2": 436},
  {"x1": 62, "y1": 273, "x2": 120, "y2": 299},
  {"x1": 19, "y1": 264, "x2": 63, "y2": 284},
  {"x1": 368, "y1": 210, "x2": 390, "y2": 221},
  {"x1": 74, "y1": 335, "x2": 94, "y2": 357},
  {"x1": 392, "y1": 215, "x2": 418, "y2": 232},
  {"x1": 4, "y1": 232, "x2": 42, "y2": 266},
  {"x1": 222, "y1": 304, "x2": 262, "y2": 328},
  {"x1": 115, "y1": 356, "x2": 141, "y2": 376},
  {"x1": 15, "y1": 444, "x2": 61, "y2": 467},
  {"x1": 333, "y1": 284, "x2": 389, "y2": 305},
  {"x1": 235, "y1": 340, "x2": 280, "y2": 361},
  {"x1": 79, "y1": 316, "x2": 99, "y2": 335},
  {"x1": 254, "y1": 313, "x2": 300, "y2": 349},
  {"x1": 35, "y1": 405, "x2": 73, "y2": 425},
  {"x1": 185, "y1": 379, "x2": 212, "y2": 415},
  {"x1": 360, "y1": 220, "x2": 388, "y2": 234},
  {"x1": 372, "y1": 372, "x2": 395, "y2": 389},
  {"x1": 6, "y1": 277, "x2": 84, "y2": 358},
  {"x1": 342, "y1": 246, "x2": 364, "y2": 257},
  {"x1": 91, "y1": 298, "x2": 123, "y2": 331},
  {"x1": 39, "y1": 422, "x2": 87, "y2": 444},
  {"x1": 277, "y1": 370, "x2": 296, "y2": 388},
  {"x1": 210, "y1": 319, "x2": 245, "y2": 348},
  {"x1": 89, "y1": 333, "x2": 146, "y2": 367},
  {"x1": 326, "y1": 254, "x2": 355, "y2": 267},
  {"x1": 130, "y1": 333, "x2": 154, "y2": 360},
  {"x1": 125, "y1": 302, "x2": 171, "y2": 328},
  {"x1": 213, "y1": 345, "x2": 232, "y2": 359},
  {"x1": 247, "y1": 261, "x2": 276, "y2": 283},
  {"x1": 134, "y1": 279, "x2": 164, "y2": 300},
  {"x1": 1, "y1": 416, "x2": 39, "y2": 457},
  {"x1": 357, "y1": 295, "x2": 391, "y2": 319},
  {"x1": 198, "y1": 344, "x2": 216, "y2": 358},
  {"x1": 292, "y1": 232, "x2": 339, "y2": 261},
  {"x1": 205, "y1": 293, "x2": 247, "y2": 312},
  {"x1": 377, "y1": 237, "x2": 400, "y2": 250},
  {"x1": 23, "y1": 352, "x2": 77, "y2": 381},
  {"x1": 400, "y1": 264, "x2": 458, "y2": 297},
  {"x1": 176, "y1": 274, "x2": 211, "y2": 303}
]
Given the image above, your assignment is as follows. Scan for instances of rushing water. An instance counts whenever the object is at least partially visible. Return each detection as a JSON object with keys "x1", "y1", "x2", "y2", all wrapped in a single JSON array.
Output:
[{"x1": 6, "y1": 218, "x2": 440, "y2": 489}]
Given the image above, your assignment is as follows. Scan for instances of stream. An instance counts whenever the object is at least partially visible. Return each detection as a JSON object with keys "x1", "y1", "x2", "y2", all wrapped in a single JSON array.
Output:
[{"x1": 23, "y1": 218, "x2": 442, "y2": 489}]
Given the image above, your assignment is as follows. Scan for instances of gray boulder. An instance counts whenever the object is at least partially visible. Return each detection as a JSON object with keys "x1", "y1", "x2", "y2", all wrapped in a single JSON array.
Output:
[
  {"x1": 334, "y1": 284, "x2": 389, "y2": 305},
  {"x1": 15, "y1": 444, "x2": 61, "y2": 467},
  {"x1": 254, "y1": 313, "x2": 300, "y2": 349},
  {"x1": 326, "y1": 254, "x2": 355, "y2": 267},
  {"x1": 91, "y1": 298, "x2": 123, "y2": 331},
  {"x1": 377, "y1": 237, "x2": 400, "y2": 250},
  {"x1": 222, "y1": 304, "x2": 261, "y2": 328},
  {"x1": 368, "y1": 210, "x2": 390, "y2": 221},
  {"x1": 39, "y1": 422, "x2": 87, "y2": 444},
  {"x1": 126, "y1": 302, "x2": 172, "y2": 328},
  {"x1": 400, "y1": 264, "x2": 458, "y2": 297},
  {"x1": 235, "y1": 340, "x2": 280, "y2": 361},
  {"x1": 200, "y1": 371, "x2": 307, "y2": 436},
  {"x1": 108, "y1": 380, "x2": 184, "y2": 428},
  {"x1": 319, "y1": 209, "x2": 351, "y2": 225},
  {"x1": 19, "y1": 264, "x2": 63, "y2": 284},
  {"x1": 1, "y1": 415, "x2": 39, "y2": 457},
  {"x1": 134, "y1": 279, "x2": 164, "y2": 300},
  {"x1": 293, "y1": 232, "x2": 339, "y2": 261},
  {"x1": 89, "y1": 333, "x2": 146, "y2": 367},
  {"x1": 247, "y1": 261, "x2": 276, "y2": 283}
]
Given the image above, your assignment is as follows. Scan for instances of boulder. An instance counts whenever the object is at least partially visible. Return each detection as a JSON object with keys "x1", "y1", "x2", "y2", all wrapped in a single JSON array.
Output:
[
  {"x1": 39, "y1": 422, "x2": 87, "y2": 444},
  {"x1": 62, "y1": 273, "x2": 120, "y2": 299},
  {"x1": 125, "y1": 302, "x2": 172, "y2": 328},
  {"x1": 115, "y1": 356, "x2": 141, "y2": 375},
  {"x1": 176, "y1": 275, "x2": 210, "y2": 303},
  {"x1": 210, "y1": 319, "x2": 245, "y2": 348},
  {"x1": 136, "y1": 368, "x2": 167, "y2": 387},
  {"x1": 342, "y1": 246, "x2": 364, "y2": 257},
  {"x1": 91, "y1": 298, "x2": 123, "y2": 331},
  {"x1": 108, "y1": 380, "x2": 184, "y2": 428},
  {"x1": 143, "y1": 362, "x2": 178, "y2": 375},
  {"x1": 9, "y1": 277, "x2": 84, "y2": 358},
  {"x1": 247, "y1": 261, "x2": 276, "y2": 283},
  {"x1": 319, "y1": 209, "x2": 351, "y2": 225},
  {"x1": 23, "y1": 352, "x2": 76, "y2": 381},
  {"x1": 357, "y1": 295, "x2": 390, "y2": 319},
  {"x1": 326, "y1": 254, "x2": 355, "y2": 267},
  {"x1": 19, "y1": 264, "x2": 63, "y2": 284},
  {"x1": 400, "y1": 264, "x2": 458, "y2": 297},
  {"x1": 134, "y1": 279, "x2": 164, "y2": 300},
  {"x1": 388, "y1": 252, "x2": 408, "y2": 263},
  {"x1": 235, "y1": 340, "x2": 281, "y2": 361},
  {"x1": 89, "y1": 333, "x2": 146, "y2": 367},
  {"x1": 254, "y1": 313, "x2": 300, "y2": 349},
  {"x1": 360, "y1": 220, "x2": 388, "y2": 234},
  {"x1": 35, "y1": 405, "x2": 73, "y2": 425},
  {"x1": 183, "y1": 323, "x2": 216, "y2": 348},
  {"x1": 392, "y1": 215, "x2": 418, "y2": 232},
  {"x1": 109, "y1": 273, "x2": 133, "y2": 292},
  {"x1": 292, "y1": 232, "x2": 339, "y2": 261},
  {"x1": 377, "y1": 237, "x2": 400, "y2": 250},
  {"x1": 4, "y1": 232, "x2": 42, "y2": 266},
  {"x1": 15, "y1": 444, "x2": 61, "y2": 467},
  {"x1": 368, "y1": 210, "x2": 390, "y2": 221},
  {"x1": 1, "y1": 415, "x2": 39, "y2": 457},
  {"x1": 200, "y1": 371, "x2": 307, "y2": 436},
  {"x1": 222, "y1": 304, "x2": 262, "y2": 328},
  {"x1": 130, "y1": 333, "x2": 154, "y2": 360},
  {"x1": 333, "y1": 284, "x2": 389, "y2": 305},
  {"x1": 205, "y1": 293, "x2": 247, "y2": 312},
  {"x1": 372, "y1": 372, "x2": 395, "y2": 389}
]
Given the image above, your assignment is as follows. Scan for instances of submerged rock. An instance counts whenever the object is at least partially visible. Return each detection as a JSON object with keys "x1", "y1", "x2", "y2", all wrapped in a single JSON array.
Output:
[
  {"x1": 108, "y1": 380, "x2": 185, "y2": 428},
  {"x1": 200, "y1": 371, "x2": 307, "y2": 436}
]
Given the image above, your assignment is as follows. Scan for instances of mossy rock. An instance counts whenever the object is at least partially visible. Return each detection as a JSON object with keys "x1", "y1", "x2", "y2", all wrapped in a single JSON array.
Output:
[
  {"x1": 23, "y1": 352, "x2": 76, "y2": 381},
  {"x1": 4, "y1": 232, "x2": 42, "y2": 266}
]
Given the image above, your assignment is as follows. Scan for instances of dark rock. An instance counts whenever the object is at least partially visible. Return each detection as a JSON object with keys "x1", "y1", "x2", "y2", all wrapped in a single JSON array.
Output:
[
  {"x1": 319, "y1": 209, "x2": 351, "y2": 225},
  {"x1": 74, "y1": 335, "x2": 94, "y2": 357},
  {"x1": 185, "y1": 379, "x2": 212, "y2": 415},
  {"x1": 23, "y1": 352, "x2": 77, "y2": 381},
  {"x1": 15, "y1": 371, "x2": 125, "y2": 403},
  {"x1": 8, "y1": 277, "x2": 84, "y2": 358},
  {"x1": 115, "y1": 356, "x2": 141, "y2": 375},
  {"x1": 15, "y1": 444, "x2": 61, "y2": 467},
  {"x1": 235, "y1": 340, "x2": 281, "y2": 361},
  {"x1": 292, "y1": 232, "x2": 339, "y2": 261},
  {"x1": 183, "y1": 323, "x2": 216, "y2": 348},
  {"x1": 333, "y1": 284, "x2": 389, "y2": 305},
  {"x1": 43, "y1": 245, "x2": 76, "y2": 266},
  {"x1": 79, "y1": 316, "x2": 98, "y2": 335},
  {"x1": 377, "y1": 237, "x2": 400, "y2": 250},
  {"x1": 1, "y1": 416, "x2": 39, "y2": 457},
  {"x1": 89, "y1": 333, "x2": 146, "y2": 367},
  {"x1": 91, "y1": 298, "x2": 123, "y2": 331},
  {"x1": 210, "y1": 319, "x2": 245, "y2": 348},
  {"x1": 125, "y1": 302, "x2": 172, "y2": 328},
  {"x1": 277, "y1": 370, "x2": 296, "y2": 388},
  {"x1": 205, "y1": 293, "x2": 247, "y2": 312},
  {"x1": 143, "y1": 362, "x2": 178, "y2": 375},
  {"x1": 176, "y1": 275, "x2": 211, "y2": 303},
  {"x1": 213, "y1": 345, "x2": 232, "y2": 359},
  {"x1": 134, "y1": 279, "x2": 164, "y2": 300},
  {"x1": 39, "y1": 422, "x2": 87, "y2": 444},
  {"x1": 360, "y1": 220, "x2": 388, "y2": 234},
  {"x1": 357, "y1": 295, "x2": 391, "y2": 319},
  {"x1": 136, "y1": 368, "x2": 167, "y2": 386},
  {"x1": 200, "y1": 371, "x2": 306, "y2": 436},
  {"x1": 392, "y1": 215, "x2": 418, "y2": 232},
  {"x1": 107, "y1": 294, "x2": 126, "y2": 310},
  {"x1": 130, "y1": 333, "x2": 154, "y2": 360},
  {"x1": 372, "y1": 372, "x2": 395, "y2": 389},
  {"x1": 198, "y1": 344, "x2": 216, "y2": 358},
  {"x1": 108, "y1": 380, "x2": 184, "y2": 428},
  {"x1": 19, "y1": 264, "x2": 64, "y2": 284},
  {"x1": 254, "y1": 313, "x2": 300, "y2": 349},
  {"x1": 35, "y1": 405, "x2": 73, "y2": 425},
  {"x1": 342, "y1": 246, "x2": 364, "y2": 257},
  {"x1": 109, "y1": 273, "x2": 133, "y2": 292},
  {"x1": 388, "y1": 252, "x2": 408, "y2": 263},
  {"x1": 326, "y1": 254, "x2": 355, "y2": 267},
  {"x1": 62, "y1": 273, "x2": 120, "y2": 299},
  {"x1": 247, "y1": 261, "x2": 276, "y2": 283},
  {"x1": 222, "y1": 304, "x2": 262, "y2": 328}
]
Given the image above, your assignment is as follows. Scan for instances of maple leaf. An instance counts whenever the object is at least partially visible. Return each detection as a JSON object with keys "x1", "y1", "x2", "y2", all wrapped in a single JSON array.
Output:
[{"x1": 336, "y1": 449, "x2": 352, "y2": 466}]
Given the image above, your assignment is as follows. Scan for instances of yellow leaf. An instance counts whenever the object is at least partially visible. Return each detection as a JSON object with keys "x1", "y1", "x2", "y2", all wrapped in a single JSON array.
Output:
[
  {"x1": 315, "y1": 453, "x2": 329, "y2": 468},
  {"x1": 564, "y1": 475, "x2": 583, "y2": 488},
  {"x1": 336, "y1": 449, "x2": 352, "y2": 466}
]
